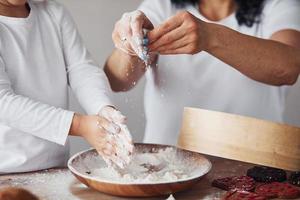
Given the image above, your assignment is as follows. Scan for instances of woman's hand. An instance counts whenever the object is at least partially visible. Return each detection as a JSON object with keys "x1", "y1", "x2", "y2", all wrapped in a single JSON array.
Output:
[
  {"x1": 71, "y1": 106, "x2": 134, "y2": 168},
  {"x1": 112, "y1": 10, "x2": 154, "y2": 59},
  {"x1": 148, "y1": 11, "x2": 209, "y2": 55}
]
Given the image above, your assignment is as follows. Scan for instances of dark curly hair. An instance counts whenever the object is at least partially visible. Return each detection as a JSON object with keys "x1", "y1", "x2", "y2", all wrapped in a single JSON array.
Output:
[{"x1": 171, "y1": 0, "x2": 265, "y2": 27}]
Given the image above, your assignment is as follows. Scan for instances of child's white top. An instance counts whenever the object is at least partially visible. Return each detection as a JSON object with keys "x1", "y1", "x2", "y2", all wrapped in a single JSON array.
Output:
[{"x1": 0, "y1": 0, "x2": 112, "y2": 173}]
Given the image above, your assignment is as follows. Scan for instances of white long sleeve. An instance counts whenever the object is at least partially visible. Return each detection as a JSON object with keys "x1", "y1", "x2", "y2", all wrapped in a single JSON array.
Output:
[
  {"x1": 51, "y1": 2, "x2": 113, "y2": 115},
  {"x1": 0, "y1": 53, "x2": 74, "y2": 146},
  {"x1": 0, "y1": 0, "x2": 113, "y2": 173}
]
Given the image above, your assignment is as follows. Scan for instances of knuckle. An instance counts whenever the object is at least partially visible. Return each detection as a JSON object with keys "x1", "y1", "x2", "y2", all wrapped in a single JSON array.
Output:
[
  {"x1": 122, "y1": 12, "x2": 130, "y2": 19},
  {"x1": 124, "y1": 43, "x2": 134, "y2": 52},
  {"x1": 113, "y1": 22, "x2": 120, "y2": 32},
  {"x1": 164, "y1": 35, "x2": 172, "y2": 43},
  {"x1": 112, "y1": 27, "x2": 120, "y2": 37},
  {"x1": 190, "y1": 32, "x2": 198, "y2": 41},
  {"x1": 187, "y1": 20, "x2": 197, "y2": 29},
  {"x1": 190, "y1": 44, "x2": 198, "y2": 54},
  {"x1": 131, "y1": 12, "x2": 140, "y2": 20},
  {"x1": 112, "y1": 33, "x2": 117, "y2": 42},
  {"x1": 180, "y1": 11, "x2": 190, "y2": 18},
  {"x1": 133, "y1": 10, "x2": 143, "y2": 17},
  {"x1": 177, "y1": 11, "x2": 184, "y2": 17},
  {"x1": 130, "y1": 10, "x2": 145, "y2": 22},
  {"x1": 163, "y1": 22, "x2": 171, "y2": 30}
]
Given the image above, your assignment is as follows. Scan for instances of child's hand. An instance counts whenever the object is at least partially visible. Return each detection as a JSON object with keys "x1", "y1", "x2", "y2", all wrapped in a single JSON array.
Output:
[
  {"x1": 98, "y1": 106, "x2": 134, "y2": 167},
  {"x1": 71, "y1": 107, "x2": 134, "y2": 168}
]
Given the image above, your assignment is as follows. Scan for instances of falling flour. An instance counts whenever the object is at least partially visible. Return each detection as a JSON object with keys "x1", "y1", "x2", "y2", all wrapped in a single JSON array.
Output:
[{"x1": 89, "y1": 147, "x2": 197, "y2": 184}]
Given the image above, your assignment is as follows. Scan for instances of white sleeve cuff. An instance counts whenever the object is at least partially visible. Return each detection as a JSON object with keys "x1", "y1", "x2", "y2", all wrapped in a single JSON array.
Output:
[
  {"x1": 55, "y1": 110, "x2": 74, "y2": 145},
  {"x1": 86, "y1": 97, "x2": 114, "y2": 115}
]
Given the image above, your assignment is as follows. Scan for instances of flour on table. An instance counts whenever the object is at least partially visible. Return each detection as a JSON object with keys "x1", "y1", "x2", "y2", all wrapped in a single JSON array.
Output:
[
  {"x1": 89, "y1": 147, "x2": 198, "y2": 184},
  {"x1": 0, "y1": 170, "x2": 81, "y2": 200}
]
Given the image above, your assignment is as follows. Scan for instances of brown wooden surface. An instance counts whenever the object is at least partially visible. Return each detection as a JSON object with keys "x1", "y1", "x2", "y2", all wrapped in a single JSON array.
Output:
[
  {"x1": 178, "y1": 107, "x2": 300, "y2": 171},
  {"x1": 1, "y1": 157, "x2": 299, "y2": 200}
]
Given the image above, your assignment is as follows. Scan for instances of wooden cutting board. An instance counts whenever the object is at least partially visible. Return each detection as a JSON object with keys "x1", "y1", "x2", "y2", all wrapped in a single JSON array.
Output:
[{"x1": 177, "y1": 107, "x2": 300, "y2": 171}]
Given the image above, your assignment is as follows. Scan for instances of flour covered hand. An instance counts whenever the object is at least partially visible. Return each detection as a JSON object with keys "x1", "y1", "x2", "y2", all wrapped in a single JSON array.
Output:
[
  {"x1": 98, "y1": 106, "x2": 134, "y2": 168},
  {"x1": 112, "y1": 10, "x2": 153, "y2": 61},
  {"x1": 72, "y1": 106, "x2": 134, "y2": 169}
]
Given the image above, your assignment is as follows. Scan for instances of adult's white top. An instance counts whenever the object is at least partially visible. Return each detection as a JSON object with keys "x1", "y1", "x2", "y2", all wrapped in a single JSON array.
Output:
[
  {"x1": 0, "y1": 0, "x2": 112, "y2": 173},
  {"x1": 139, "y1": 0, "x2": 300, "y2": 145}
]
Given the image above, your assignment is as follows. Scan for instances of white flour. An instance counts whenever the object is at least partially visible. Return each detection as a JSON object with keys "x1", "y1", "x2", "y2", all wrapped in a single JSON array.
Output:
[
  {"x1": 166, "y1": 194, "x2": 176, "y2": 200},
  {"x1": 89, "y1": 148, "x2": 195, "y2": 184},
  {"x1": 102, "y1": 123, "x2": 133, "y2": 169},
  {"x1": 98, "y1": 107, "x2": 134, "y2": 169},
  {"x1": 0, "y1": 170, "x2": 80, "y2": 200}
]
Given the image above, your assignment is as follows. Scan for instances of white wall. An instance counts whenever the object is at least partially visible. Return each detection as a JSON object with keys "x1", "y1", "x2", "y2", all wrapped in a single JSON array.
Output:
[{"x1": 56, "y1": 0, "x2": 300, "y2": 156}]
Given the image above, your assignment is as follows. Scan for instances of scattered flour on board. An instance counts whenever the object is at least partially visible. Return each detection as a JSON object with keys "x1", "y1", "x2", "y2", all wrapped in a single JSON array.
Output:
[{"x1": 0, "y1": 170, "x2": 82, "y2": 200}]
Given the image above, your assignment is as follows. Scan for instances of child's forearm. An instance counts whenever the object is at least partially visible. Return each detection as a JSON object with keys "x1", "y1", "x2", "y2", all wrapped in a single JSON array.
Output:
[{"x1": 69, "y1": 113, "x2": 82, "y2": 136}]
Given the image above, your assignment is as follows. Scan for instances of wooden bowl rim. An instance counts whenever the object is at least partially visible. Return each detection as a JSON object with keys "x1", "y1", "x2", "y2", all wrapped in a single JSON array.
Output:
[{"x1": 68, "y1": 143, "x2": 212, "y2": 186}]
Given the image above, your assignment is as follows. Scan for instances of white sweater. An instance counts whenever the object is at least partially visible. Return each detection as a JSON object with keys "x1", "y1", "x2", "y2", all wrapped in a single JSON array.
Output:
[{"x1": 0, "y1": 0, "x2": 112, "y2": 173}]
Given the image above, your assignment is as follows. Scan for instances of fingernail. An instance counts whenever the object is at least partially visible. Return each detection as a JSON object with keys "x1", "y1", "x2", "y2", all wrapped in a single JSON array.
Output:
[
  {"x1": 103, "y1": 149, "x2": 112, "y2": 155},
  {"x1": 118, "y1": 116, "x2": 126, "y2": 124},
  {"x1": 139, "y1": 53, "x2": 147, "y2": 61},
  {"x1": 106, "y1": 143, "x2": 113, "y2": 151},
  {"x1": 134, "y1": 36, "x2": 142, "y2": 45},
  {"x1": 148, "y1": 46, "x2": 154, "y2": 51},
  {"x1": 143, "y1": 38, "x2": 149, "y2": 46},
  {"x1": 108, "y1": 123, "x2": 120, "y2": 133},
  {"x1": 115, "y1": 125, "x2": 121, "y2": 133}
]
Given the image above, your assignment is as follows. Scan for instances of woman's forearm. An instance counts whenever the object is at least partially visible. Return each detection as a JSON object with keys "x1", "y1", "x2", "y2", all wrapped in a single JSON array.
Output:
[
  {"x1": 104, "y1": 49, "x2": 146, "y2": 92},
  {"x1": 205, "y1": 23, "x2": 300, "y2": 86}
]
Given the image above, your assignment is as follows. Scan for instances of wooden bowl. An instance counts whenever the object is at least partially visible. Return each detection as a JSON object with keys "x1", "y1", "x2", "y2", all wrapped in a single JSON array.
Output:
[
  {"x1": 178, "y1": 107, "x2": 300, "y2": 171},
  {"x1": 68, "y1": 143, "x2": 212, "y2": 197}
]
